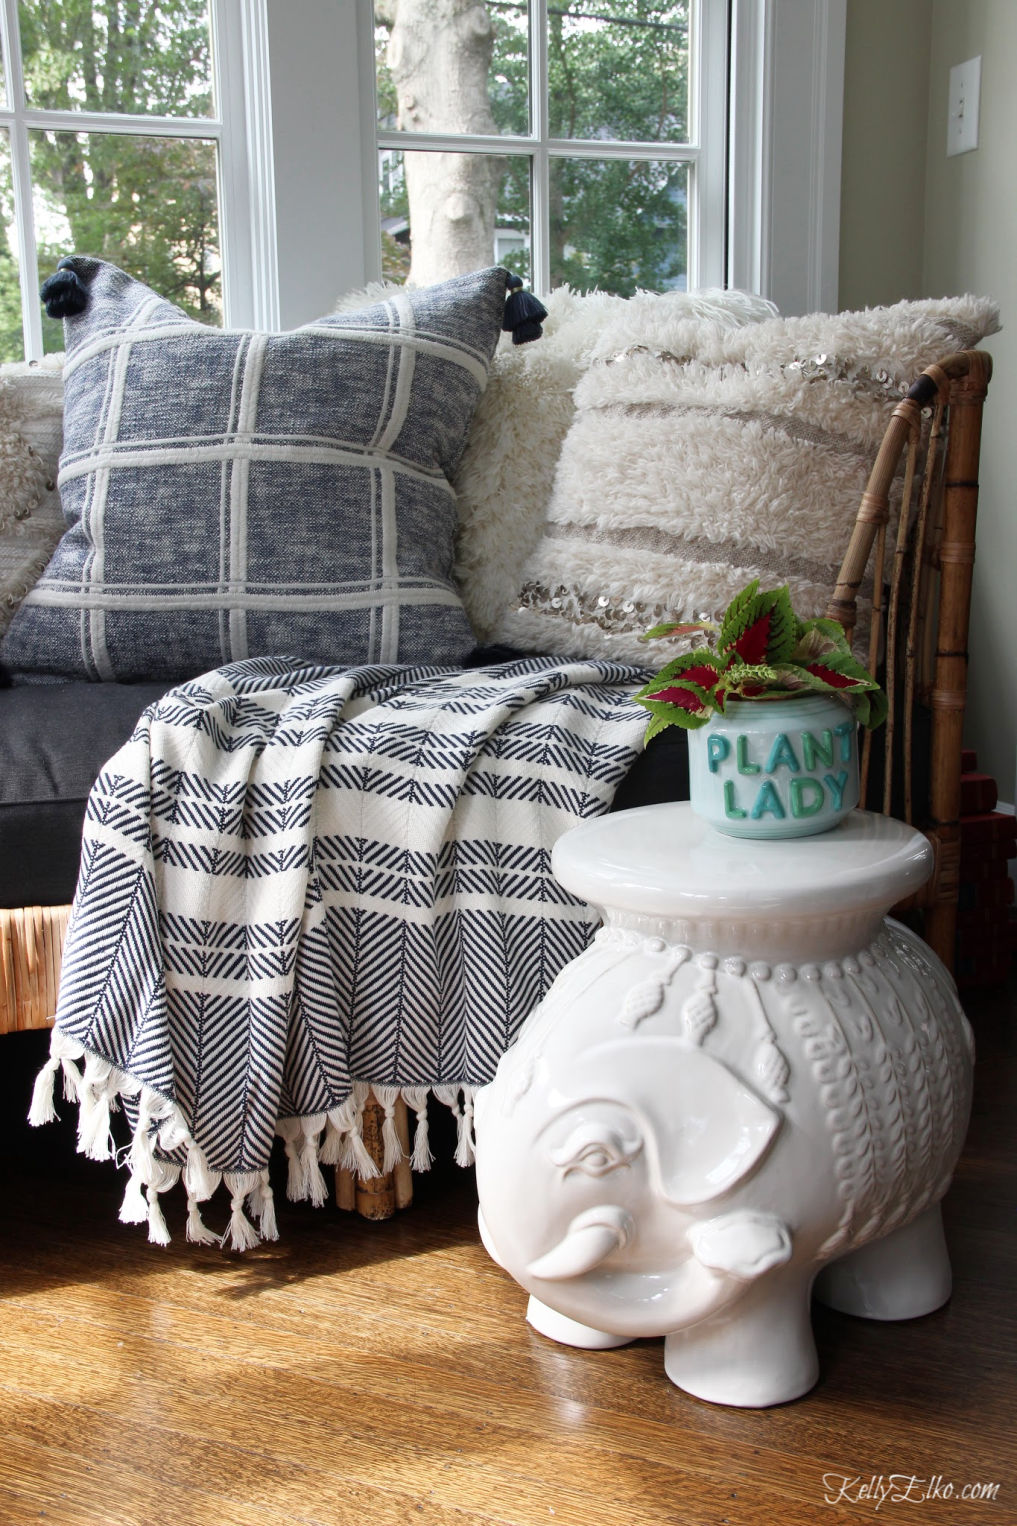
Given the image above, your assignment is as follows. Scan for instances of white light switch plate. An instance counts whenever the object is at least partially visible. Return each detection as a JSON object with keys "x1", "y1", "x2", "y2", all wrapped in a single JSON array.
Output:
[{"x1": 947, "y1": 56, "x2": 981, "y2": 156}]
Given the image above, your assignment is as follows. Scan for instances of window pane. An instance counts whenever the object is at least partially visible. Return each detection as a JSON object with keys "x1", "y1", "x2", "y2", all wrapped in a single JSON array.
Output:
[
  {"x1": 0, "y1": 130, "x2": 24, "y2": 361},
  {"x1": 375, "y1": 1, "x2": 529, "y2": 138},
  {"x1": 31, "y1": 129, "x2": 221, "y2": 340},
  {"x1": 18, "y1": 0, "x2": 213, "y2": 117},
  {"x1": 379, "y1": 147, "x2": 529, "y2": 288},
  {"x1": 548, "y1": 1, "x2": 689, "y2": 144},
  {"x1": 549, "y1": 157, "x2": 687, "y2": 296}
]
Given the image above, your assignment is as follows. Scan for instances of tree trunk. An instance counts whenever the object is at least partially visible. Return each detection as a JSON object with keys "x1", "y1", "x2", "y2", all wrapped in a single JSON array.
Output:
[{"x1": 378, "y1": 0, "x2": 502, "y2": 286}]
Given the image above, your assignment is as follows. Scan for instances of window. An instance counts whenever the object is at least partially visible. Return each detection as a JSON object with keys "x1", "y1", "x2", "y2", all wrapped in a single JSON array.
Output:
[
  {"x1": 0, "y1": 0, "x2": 845, "y2": 359},
  {"x1": 0, "y1": 0, "x2": 258, "y2": 361},
  {"x1": 373, "y1": 0, "x2": 726, "y2": 296}
]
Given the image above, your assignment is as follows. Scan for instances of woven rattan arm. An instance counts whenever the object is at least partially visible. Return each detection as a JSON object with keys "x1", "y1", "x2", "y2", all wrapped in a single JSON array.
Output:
[{"x1": 826, "y1": 351, "x2": 993, "y2": 971}]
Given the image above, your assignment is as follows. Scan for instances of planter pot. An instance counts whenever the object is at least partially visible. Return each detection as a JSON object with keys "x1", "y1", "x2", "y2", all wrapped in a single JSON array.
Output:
[{"x1": 687, "y1": 694, "x2": 860, "y2": 839}]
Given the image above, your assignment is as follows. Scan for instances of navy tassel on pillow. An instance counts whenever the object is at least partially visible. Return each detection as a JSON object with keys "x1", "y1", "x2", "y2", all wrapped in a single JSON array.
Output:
[
  {"x1": 40, "y1": 258, "x2": 89, "y2": 319},
  {"x1": 503, "y1": 272, "x2": 547, "y2": 345}
]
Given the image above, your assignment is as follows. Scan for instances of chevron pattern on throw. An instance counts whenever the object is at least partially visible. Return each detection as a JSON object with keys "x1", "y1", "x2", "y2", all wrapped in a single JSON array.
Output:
[{"x1": 30, "y1": 654, "x2": 650, "y2": 1247}]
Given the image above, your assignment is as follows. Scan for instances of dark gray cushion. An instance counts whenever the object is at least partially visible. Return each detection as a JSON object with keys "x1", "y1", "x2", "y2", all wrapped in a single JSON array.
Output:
[
  {"x1": 2, "y1": 258, "x2": 515, "y2": 682},
  {"x1": 0, "y1": 668, "x2": 690, "y2": 910},
  {"x1": 0, "y1": 680, "x2": 168, "y2": 906}
]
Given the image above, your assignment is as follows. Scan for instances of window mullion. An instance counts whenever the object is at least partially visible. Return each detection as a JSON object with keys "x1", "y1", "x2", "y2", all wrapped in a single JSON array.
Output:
[
  {"x1": 530, "y1": 0, "x2": 549, "y2": 293},
  {"x1": 375, "y1": 130, "x2": 535, "y2": 156},
  {"x1": 0, "y1": 0, "x2": 13, "y2": 103},
  {"x1": 1, "y1": 0, "x2": 42, "y2": 360},
  {"x1": 211, "y1": 0, "x2": 274, "y2": 330},
  {"x1": 692, "y1": 0, "x2": 727, "y2": 289},
  {"x1": 15, "y1": 107, "x2": 223, "y2": 137}
]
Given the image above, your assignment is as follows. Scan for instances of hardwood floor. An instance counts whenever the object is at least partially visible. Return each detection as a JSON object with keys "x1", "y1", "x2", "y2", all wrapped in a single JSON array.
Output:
[{"x1": 1, "y1": 977, "x2": 1015, "y2": 1526}]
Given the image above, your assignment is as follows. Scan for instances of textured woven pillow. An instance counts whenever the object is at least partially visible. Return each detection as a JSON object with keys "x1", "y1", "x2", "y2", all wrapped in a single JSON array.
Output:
[
  {"x1": 0, "y1": 363, "x2": 63, "y2": 637},
  {"x1": 451, "y1": 284, "x2": 779, "y2": 640},
  {"x1": 2, "y1": 258, "x2": 517, "y2": 681},
  {"x1": 496, "y1": 294, "x2": 1001, "y2": 663}
]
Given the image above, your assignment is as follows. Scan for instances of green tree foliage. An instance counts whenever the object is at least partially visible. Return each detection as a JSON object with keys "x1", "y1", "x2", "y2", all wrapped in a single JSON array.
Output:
[{"x1": 0, "y1": 0, "x2": 219, "y2": 361}]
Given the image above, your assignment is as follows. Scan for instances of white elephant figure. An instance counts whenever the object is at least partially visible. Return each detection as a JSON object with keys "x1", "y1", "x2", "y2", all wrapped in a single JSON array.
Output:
[{"x1": 474, "y1": 919, "x2": 974, "y2": 1407}]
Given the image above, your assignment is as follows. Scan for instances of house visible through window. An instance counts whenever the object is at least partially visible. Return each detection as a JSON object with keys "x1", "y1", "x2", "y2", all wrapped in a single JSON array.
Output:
[{"x1": 374, "y1": 0, "x2": 724, "y2": 297}]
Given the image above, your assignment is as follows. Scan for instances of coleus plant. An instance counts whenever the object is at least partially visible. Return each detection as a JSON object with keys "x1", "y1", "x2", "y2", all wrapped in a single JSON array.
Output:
[{"x1": 634, "y1": 580, "x2": 888, "y2": 738}]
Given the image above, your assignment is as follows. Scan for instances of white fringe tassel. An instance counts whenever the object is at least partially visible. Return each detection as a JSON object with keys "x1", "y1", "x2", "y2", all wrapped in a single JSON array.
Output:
[
  {"x1": 248, "y1": 1170, "x2": 279, "y2": 1242},
  {"x1": 222, "y1": 1171, "x2": 263, "y2": 1252},
  {"x1": 372, "y1": 1085, "x2": 405, "y2": 1173},
  {"x1": 28, "y1": 1028, "x2": 85, "y2": 1126},
  {"x1": 275, "y1": 1114, "x2": 326, "y2": 1205},
  {"x1": 434, "y1": 1085, "x2": 477, "y2": 1167},
  {"x1": 185, "y1": 1192, "x2": 220, "y2": 1246},
  {"x1": 146, "y1": 1184, "x2": 172, "y2": 1247},
  {"x1": 119, "y1": 1170, "x2": 149, "y2": 1225},
  {"x1": 183, "y1": 1139, "x2": 221, "y2": 1204},
  {"x1": 402, "y1": 1087, "x2": 433, "y2": 1171},
  {"x1": 326, "y1": 1085, "x2": 380, "y2": 1180},
  {"x1": 30, "y1": 1029, "x2": 488, "y2": 1248}
]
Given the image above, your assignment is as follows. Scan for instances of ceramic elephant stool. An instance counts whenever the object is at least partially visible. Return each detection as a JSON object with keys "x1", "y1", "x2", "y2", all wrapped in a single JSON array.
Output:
[{"x1": 474, "y1": 912, "x2": 974, "y2": 1408}]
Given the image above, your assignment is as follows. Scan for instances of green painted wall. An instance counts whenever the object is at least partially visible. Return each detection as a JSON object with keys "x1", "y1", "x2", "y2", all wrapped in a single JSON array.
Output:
[{"x1": 840, "y1": 0, "x2": 1016, "y2": 804}]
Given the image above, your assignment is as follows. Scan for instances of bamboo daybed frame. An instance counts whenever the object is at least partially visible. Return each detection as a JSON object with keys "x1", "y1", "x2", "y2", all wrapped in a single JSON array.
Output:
[{"x1": 0, "y1": 348, "x2": 993, "y2": 1217}]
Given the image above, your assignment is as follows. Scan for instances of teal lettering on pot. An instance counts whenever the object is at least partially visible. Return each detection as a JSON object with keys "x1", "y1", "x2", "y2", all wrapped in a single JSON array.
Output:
[
  {"x1": 736, "y1": 735, "x2": 761, "y2": 775},
  {"x1": 687, "y1": 695, "x2": 861, "y2": 840},
  {"x1": 824, "y1": 771, "x2": 849, "y2": 811},
  {"x1": 707, "y1": 735, "x2": 731, "y2": 774},
  {"x1": 801, "y1": 730, "x2": 834, "y2": 770},
  {"x1": 723, "y1": 780, "x2": 747, "y2": 820},
  {"x1": 789, "y1": 777, "x2": 825, "y2": 818},
  {"x1": 764, "y1": 733, "x2": 801, "y2": 774},
  {"x1": 750, "y1": 780, "x2": 786, "y2": 820}
]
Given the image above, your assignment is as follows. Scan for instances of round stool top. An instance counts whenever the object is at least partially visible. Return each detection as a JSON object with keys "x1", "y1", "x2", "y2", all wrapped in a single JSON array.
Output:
[{"x1": 552, "y1": 804, "x2": 933, "y2": 922}]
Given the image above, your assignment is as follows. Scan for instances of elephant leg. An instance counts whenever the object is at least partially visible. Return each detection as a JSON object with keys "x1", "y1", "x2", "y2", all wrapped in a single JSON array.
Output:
[
  {"x1": 526, "y1": 1296, "x2": 635, "y2": 1350},
  {"x1": 813, "y1": 1204, "x2": 952, "y2": 1320},
  {"x1": 663, "y1": 1271, "x2": 818, "y2": 1407}
]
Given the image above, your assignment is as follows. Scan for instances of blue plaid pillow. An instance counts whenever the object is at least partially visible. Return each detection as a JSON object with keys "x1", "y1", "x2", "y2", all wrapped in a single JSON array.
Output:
[{"x1": 2, "y1": 258, "x2": 515, "y2": 681}]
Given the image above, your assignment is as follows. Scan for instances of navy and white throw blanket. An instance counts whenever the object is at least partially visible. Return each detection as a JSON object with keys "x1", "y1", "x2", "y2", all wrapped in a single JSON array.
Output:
[{"x1": 30, "y1": 654, "x2": 650, "y2": 1248}]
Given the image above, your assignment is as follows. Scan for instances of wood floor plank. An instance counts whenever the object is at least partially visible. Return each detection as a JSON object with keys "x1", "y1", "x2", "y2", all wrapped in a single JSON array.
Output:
[
  {"x1": 0, "y1": 1419, "x2": 525, "y2": 1526},
  {"x1": 0, "y1": 1330, "x2": 811, "y2": 1526},
  {"x1": 2, "y1": 1261, "x2": 1010, "y2": 1489},
  {"x1": 1, "y1": 977, "x2": 1015, "y2": 1526}
]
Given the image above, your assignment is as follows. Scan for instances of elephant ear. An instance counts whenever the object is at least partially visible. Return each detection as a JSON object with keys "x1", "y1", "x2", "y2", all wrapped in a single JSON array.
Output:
[{"x1": 569, "y1": 1039, "x2": 780, "y2": 1206}]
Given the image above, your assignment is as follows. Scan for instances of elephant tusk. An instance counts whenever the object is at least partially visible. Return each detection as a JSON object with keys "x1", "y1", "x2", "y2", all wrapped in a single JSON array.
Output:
[
  {"x1": 689, "y1": 1210, "x2": 792, "y2": 1280},
  {"x1": 525, "y1": 1204, "x2": 633, "y2": 1281}
]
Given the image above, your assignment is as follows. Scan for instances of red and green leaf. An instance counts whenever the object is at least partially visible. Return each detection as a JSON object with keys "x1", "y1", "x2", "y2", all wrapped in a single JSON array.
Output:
[
  {"x1": 719, "y1": 581, "x2": 797, "y2": 666},
  {"x1": 635, "y1": 649, "x2": 722, "y2": 696},
  {"x1": 634, "y1": 650, "x2": 724, "y2": 732},
  {"x1": 635, "y1": 685, "x2": 717, "y2": 732},
  {"x1": 634, "y1": 579, "x2": 888, "y2": 739},
  {"x1": 799, "y1": 648, "x2": 879, "y2": 689}
]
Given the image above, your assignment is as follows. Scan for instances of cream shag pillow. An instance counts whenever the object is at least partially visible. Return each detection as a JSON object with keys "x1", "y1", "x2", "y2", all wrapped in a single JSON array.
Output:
[
  {"x1": 452, "y1": 285, "x2": 779, "y2": 640},
  {"x1": 0, "y1": 357, "x2": 65, "y2": 636},
  {"x1": 495, "y1": 294, "x2": 1001, "y2": 664}
]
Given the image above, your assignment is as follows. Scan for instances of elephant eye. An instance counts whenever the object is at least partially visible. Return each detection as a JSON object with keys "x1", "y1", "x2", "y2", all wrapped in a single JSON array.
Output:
[{"x1": 549, "y1": 1123, "x2": 642, "y2": 1178}]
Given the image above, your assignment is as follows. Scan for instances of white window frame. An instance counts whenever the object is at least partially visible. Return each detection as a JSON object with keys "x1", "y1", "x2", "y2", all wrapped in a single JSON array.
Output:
[
  {"x1": 727, "y1": 0, "x2": 846, "y2": 315},
  {"x1": 0, "y1": 0, "x2": 261, "y2": 355},
  {"x1": 0, "y1": 0, "x2": 845, "y2": 356},
  {"x1": 372, "y1": 0, "x2": 728, "y2": 295}
]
